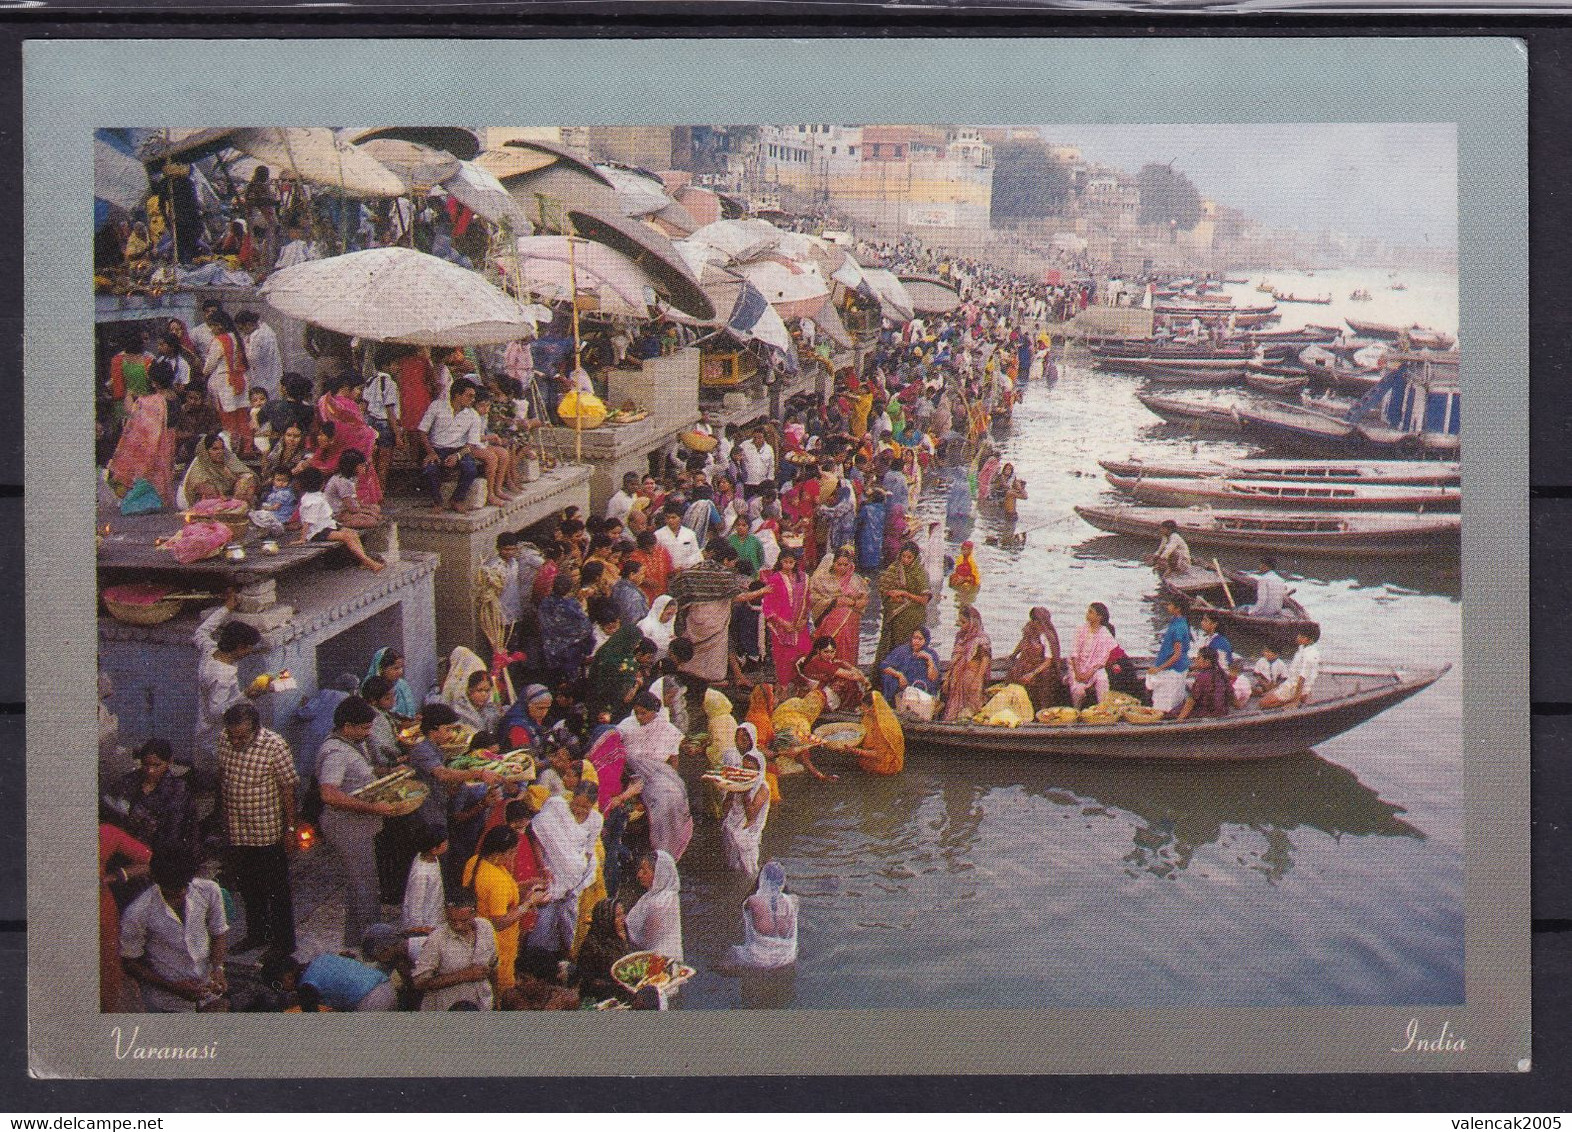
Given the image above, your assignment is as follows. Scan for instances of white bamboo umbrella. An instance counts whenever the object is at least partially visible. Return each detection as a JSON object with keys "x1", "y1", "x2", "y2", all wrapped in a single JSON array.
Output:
[
  {"x1": 260, "y1": 247, "x2": 542, "y2": 345},
  {"x1": 230, "y1": 128, "x2": 405, "y2": 199}
]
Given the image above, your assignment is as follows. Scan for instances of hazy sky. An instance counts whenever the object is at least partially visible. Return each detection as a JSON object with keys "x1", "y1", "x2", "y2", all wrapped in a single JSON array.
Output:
[{"x1": 1035, "y1": 124, "x2": 1456, "y2": 248}]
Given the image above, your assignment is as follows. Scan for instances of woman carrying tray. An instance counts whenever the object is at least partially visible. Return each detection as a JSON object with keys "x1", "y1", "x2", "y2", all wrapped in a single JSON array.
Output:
[{"x1": 720, "y1": 725, "x2": 770, "y2": 877}]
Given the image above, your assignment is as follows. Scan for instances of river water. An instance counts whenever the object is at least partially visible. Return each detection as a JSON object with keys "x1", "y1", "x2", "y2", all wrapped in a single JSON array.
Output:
[{"x1": 671, "y1": 268, "x2": 1463, "y2": 1010}]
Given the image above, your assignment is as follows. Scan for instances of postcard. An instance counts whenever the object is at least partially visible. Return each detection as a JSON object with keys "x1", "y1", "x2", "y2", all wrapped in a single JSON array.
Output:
[{"x1": 25, "y1": 35, "x2": 1527, "y2": 1076}]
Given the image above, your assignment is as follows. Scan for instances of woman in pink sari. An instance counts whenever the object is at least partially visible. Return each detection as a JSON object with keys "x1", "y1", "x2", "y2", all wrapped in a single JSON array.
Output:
[
  {"x1": 940, "y1": 606, "x2": 993, "y2": 722},
  {"x1": 1068, "y1": 602, "x2": 1117, "y2": 708},
  {"x1": 310, "y1": 373, "x2": 383, "y2": 506},
  {"x1": 107, "y1": 368, "x2": 179, "y2": 507},
  {"x1": 762, "y1": 545, "x2": 813, "y2": 689}
]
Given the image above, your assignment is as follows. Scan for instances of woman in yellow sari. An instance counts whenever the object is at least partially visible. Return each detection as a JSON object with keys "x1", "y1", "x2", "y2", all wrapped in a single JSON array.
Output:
[{"x1": 463, "y1": 825, "x2": 546, "y2": 994}]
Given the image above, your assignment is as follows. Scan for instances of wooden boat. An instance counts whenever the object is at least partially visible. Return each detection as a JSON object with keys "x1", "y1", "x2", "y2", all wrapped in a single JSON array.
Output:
[
  {"x1": 1105, "y1": 472, "x2": 1461, "y2": 511},
  {"x1": 1272, "y1": 291, "x2": 1333, "y2": 305},
  {"x1": 1097, "y1": 456, "x2": 1460, "y2": 486},
  {"x1": 1135, "y1": 392, "x2": 1244, "y2": 434},
  {"x1": 1250, "y1": 324, "x2": 1341, "y2": 345},
  {"x1": 1074, "y1": 503, "x2": 1461, "y2": 556},
  {"x1": 1245, "y1": 370, "x2": 1309, "y2": 397},
  {"x1": 889, "y1": 660, "x2": 1448, "y2": 760},
  {"x1": 1350, "y1": 289, "x2": 1373, "y2": 301},
  {"x1": 1344, "y1": 317, "x2": 1405, "y2": 341},
  {"x1": 1223, "y1": 276, "x2": 1251, "y2": 286},
  {"x1": 1234, "y1": 401, "x2": 1363, "y2": 454},
  {"x1": 1158, "y1": 565, "x2": 1319, "y2": 646},
  {"x1": 1407, "y1": 327, "x2": 1456, "y2": 350},
  {"x1": 1121, "y1": 359, "x2": 1244, "y2": 385},
  {"x1": 1091, "y1": 341, "x2": 1253, "y2": 362}
]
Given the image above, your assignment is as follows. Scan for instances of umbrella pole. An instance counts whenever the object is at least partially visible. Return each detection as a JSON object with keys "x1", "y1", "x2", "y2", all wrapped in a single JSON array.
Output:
[{"x1": 569, "y1": 233, "x2": 583, "y2": 464}]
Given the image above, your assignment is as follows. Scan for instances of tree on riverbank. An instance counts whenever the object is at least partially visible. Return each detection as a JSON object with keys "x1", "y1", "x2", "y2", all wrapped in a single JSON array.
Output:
[
  {"x1": 991, "y1": 141, "x2": 1071, "y2": 224},
  {"x1": 1137, "y1": 162, "x2": 1202, "y2": 231}
]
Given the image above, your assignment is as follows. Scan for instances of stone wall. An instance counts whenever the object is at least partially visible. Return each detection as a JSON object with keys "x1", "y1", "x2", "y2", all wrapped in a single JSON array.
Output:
[
  {"x1": 100, "y1": 552, "x2": 439, "y2": 778},
  {"x1": 391, "y1": 464, "x2": 591, "y2": 659}
]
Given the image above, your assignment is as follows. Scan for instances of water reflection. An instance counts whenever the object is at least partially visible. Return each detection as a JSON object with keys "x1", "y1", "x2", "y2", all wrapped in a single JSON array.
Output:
[{"x1": 919, "y1": 746, "x2": 1424, "y2": 882}]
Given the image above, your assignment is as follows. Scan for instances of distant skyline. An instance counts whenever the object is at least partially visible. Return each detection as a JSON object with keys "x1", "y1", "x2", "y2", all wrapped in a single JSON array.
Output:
[{"x1": 1033, "y1": 124, "x2": 1456, "y2": 248}]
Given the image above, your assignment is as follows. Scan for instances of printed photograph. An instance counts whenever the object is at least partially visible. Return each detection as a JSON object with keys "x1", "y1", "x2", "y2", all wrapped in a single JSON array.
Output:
[{"x1": 89, "y1": 121, "x2": 1461, "y2": 1017}]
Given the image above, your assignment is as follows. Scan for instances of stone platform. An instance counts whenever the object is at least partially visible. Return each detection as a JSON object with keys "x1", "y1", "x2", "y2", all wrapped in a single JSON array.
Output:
[
  {"x1": 389, "y1": 463, "x2": 590, "y2": 658},
  {"x1": 100, "y1": 552, "x2": 439, "y2": 776}
]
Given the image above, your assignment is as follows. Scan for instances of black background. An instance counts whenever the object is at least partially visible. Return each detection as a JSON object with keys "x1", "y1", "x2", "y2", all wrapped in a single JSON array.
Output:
[{"x1": 0, "y1": 11, "x2": 1566, "y2": 1111}]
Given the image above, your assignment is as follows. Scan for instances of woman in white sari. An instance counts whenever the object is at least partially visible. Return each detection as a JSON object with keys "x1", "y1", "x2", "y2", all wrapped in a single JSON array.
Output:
[
  {"x1": 626, "y1": 848, "x2": 684, "y2": 961},
  {"x1": 617, "y1": 692, "x2": 694, "y2": 861},
  {"x1": 721, "y1": 723, "x2": 770, "y2": 877},
  {"x1": 525, "y1": 782, "x2": 604, "y2": 956},
  {"x1": 637, "y1": 595, "x2": 678, "y2": 660},
  {"x1": 727, "y1": 859, "x2": 798, "y2": 969}
]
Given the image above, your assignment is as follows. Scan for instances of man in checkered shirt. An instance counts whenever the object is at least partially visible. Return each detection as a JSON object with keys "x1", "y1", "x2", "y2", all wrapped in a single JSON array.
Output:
[{"x1": 216, "y1": 701, "x2": 299, "y2": 957}]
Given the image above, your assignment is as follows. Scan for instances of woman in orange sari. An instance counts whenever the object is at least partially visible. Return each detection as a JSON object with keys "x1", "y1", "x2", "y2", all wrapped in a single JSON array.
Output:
[{"x1": 310, "y1": 374, "x2": 383, "y2": 506}]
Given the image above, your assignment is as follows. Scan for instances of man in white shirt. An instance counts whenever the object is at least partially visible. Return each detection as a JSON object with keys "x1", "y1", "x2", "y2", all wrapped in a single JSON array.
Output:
[
  {"x1": 417, "y1": 379, "x2": 484, "y2": 512},
  {"x1": 192, "y1": 597, "x2": 268, "y2": 780},
  {"x1": 1151, "y1": 519, "x2": 1192, "y2": 578},
  {"x1": 606, "y1": 472, "x2": 641, "y2": 525},
  {"x1": 655, "y1": 505, "x2": 703, "y2": 572},
  {"x1": 1250, "y1": 645, "x2": 1289, "y2": 695},
  {"x1": 235, "y1": 311, "x2": 282, "y2": 399},
  {"x1": 272, "y1": 220, "x2": 319, "y2": 271},
  {"x1": 120, "y1": 848, "x2": 230, "y2": 1012},
  {"x1": 413, "y1": 893, "x2": 498, "y2": 1012},
  {"x1": 1261, "y1": 627, "x2": 1322, "y2": 708},
  {"x1": 736, "y1": 426, "x2": 776, "y2": 498},
  {"x1": 1244, "y1": 556, "x2": 1289, "y2": 618}
]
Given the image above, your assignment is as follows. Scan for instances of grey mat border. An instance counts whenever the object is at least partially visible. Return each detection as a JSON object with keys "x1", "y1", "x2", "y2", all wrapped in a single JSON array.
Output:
[{"x1": 23, "y1": 35, "x2": 1527, "y2": 1077}]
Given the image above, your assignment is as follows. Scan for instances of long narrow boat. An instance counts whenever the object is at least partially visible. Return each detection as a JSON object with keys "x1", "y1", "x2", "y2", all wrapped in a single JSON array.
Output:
[
  {"x1": 1134, "y1": 392, "x2": 1244, "y2": 434},
  {"x1": 1091, "y1": 342, "x2": 1254, "y2": 361},
  {"x1": 1105, "y1": 473, "x2": 1461, "y2": 511},
  {"x1": 1244, "y1": 370, "x2": 1309, "y2": 396},
  {"x1": 1157, "y1": 566, "x2": 1319, "y2": 646},
  {"x1": 1122, "y1": 360, "x2": 1245, "y2": 385},
  {"x1": 1074, "y1": 503, "x2": 1461, "y2": 556},
  {"x1": 1097, "y1": 456, "x2": 1460, "y2": 486},
  {"x1": 889, "y1": 661, "x2": 1448, "y2": 760},
  {"x1": 1234, "y1": 401, "x2": 1363, "y2": 454}
]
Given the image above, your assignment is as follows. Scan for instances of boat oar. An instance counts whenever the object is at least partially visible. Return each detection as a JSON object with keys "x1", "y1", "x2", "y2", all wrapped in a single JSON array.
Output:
[{"x1": 1212, "y1": 557, "x2": 1237, "y2": 609}]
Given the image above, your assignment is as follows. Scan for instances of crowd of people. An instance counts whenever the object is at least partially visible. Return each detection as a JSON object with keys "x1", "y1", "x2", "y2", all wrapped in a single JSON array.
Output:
[{"x1": 99, "y1": 213, "x2": 1329, "y2": 1014}]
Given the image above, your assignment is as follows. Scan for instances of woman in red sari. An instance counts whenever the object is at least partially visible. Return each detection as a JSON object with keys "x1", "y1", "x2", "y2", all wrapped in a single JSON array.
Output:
[
  {"x1": 807, "y1": 544, "x2": 869, "y2": 667},
  {"x1": 310, "y1": 373, "x2": 383, "y2": 506},
  {"x1": 761, "y1": 545, "x2": 813, "y2": 689},
  {"x1": 796, "y1": 635, "x2": 869, "y2": 711},
  {"x1": 781, "y1": 466, "x2": 822, "y2": 571},
  {"x1": 390, "y1": 346, "x2": 440, "y2": 433}
]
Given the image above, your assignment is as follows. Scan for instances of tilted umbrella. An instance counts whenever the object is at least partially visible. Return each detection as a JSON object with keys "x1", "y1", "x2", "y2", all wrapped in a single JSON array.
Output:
[
  {"x1": 441, "y1": 160, "x2": 533, "y2": 231},
  {"x1": 568, "y1": 206, "x2": 714, "y2": 321},
  {"x1": 898, "y1": 274, "x2": 963, "y2": 316},
  {"x1": 858, "y1": 268, "x2": 916, "y2": 322},
  {"x1": 94, "y1": 129, "x2": 148, "y2": 213},
  {"x1": 260, "y1": 247, "x2": 542, "y2": 346},
  {"x1": 736, "y1": 257, "x2": 832, "y2": 322},
  {"x1": 354, "y1": 137, "x2": 462, "y2": 192},
  {"x1": 342, "y1": 126, "x2": 481, "y2": 162},
  {"x1": 496, "y1": 235, "x2": 658, "y2": 317},
  {"x1": 230, "y1": 128, "x2": 405, "y2": 199}
]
